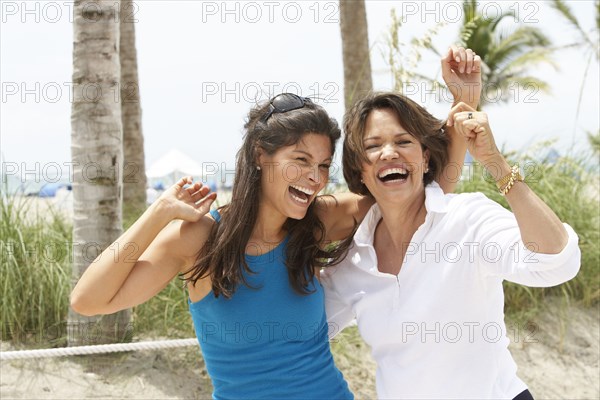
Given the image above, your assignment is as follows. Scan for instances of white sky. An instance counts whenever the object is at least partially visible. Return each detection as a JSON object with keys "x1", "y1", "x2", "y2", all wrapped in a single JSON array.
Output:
[{"x1": 1, "y1": 0, "x2": 598, "y2": 184}]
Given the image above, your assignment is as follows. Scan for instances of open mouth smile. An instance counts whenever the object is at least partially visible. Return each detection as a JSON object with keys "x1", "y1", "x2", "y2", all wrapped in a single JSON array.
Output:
[
  {"x1": 288, "y1": 184, "x2": 315, "y2": 204},
  {"x1": 377, "y1": 167, "x2": 409, "y2": 183}
]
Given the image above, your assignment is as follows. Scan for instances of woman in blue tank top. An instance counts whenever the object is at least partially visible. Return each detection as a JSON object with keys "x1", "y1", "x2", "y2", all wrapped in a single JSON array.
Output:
[{"x1": 70, "y1": 93, "x2": 354, "y2": 399}]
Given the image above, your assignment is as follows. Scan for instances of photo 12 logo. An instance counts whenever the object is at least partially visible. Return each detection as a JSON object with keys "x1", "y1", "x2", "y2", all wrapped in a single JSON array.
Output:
[
  {"x1": 200, "y1": 1, "x2": 340, "y2": 24},
  {"x1": 1, "y1": 1, "x2": 139, "y2": 24},
  {"x1": 200, "y1": 81, "x2": 340, "y2": 104},
  {"x1": 399, "y1": 1, "x2": 539, "y2": 24}
]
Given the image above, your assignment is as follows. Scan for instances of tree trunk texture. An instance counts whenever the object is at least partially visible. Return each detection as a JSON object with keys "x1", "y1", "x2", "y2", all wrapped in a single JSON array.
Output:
[
  {"x1": 68, "y1": 0, "x2": 131, "y2": 346},
  {"x1": 339, "y1": 0, "x2": 373, "y2": 111},
  {"x1": 120, "y1": 0, "x2": 147, "y2": 227}
]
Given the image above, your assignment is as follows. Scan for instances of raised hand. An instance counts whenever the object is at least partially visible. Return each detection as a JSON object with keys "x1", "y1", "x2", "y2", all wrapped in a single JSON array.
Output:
[
  {"x1": 447, "y1": 102, "x2": 500, "y2": 166},
  {"x1": 156, "y1": 176, "x2": 217, "y2": 222},
  {"x1": 442, "y1": 45, "x2": 482, "y2": 110}
]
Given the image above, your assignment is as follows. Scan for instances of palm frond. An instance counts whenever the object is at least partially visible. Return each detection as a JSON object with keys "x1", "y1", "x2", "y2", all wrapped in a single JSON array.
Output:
[
  {"x1": 489, "y1": 10, "x2": 516, "y2": 32},
  {"x1": 588, "y1": 130, "x2": 600, "y2": 154},
  {"x1": 549, "y1": 0, "x2": 582, "y2": 31},
  {"x1": 507, "y1": 77, "x2": 551, "y2": 94},
  {"x1": 498, "y1": 48, "x2": 557, "y2": 75},
  {"x1": 462, "y1": 0, "x2": 479, "y2": 27},
  {"x1": 459, "y1": 18, "x2": 478, "y2": 47},
  {"x1": 549, "y1": 0, "x2": 599, "y2": 60},
  {"x1": 486, "y1": 26, "x2": 551, "y2": 70}
]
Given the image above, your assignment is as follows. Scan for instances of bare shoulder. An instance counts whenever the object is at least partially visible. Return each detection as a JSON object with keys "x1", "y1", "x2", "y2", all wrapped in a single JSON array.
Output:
[{"x1": 316, "y1": 192, "x2": 374, "y2": 241}]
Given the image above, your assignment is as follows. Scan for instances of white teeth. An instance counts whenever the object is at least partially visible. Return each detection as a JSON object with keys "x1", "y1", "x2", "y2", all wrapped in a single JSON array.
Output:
[
  {"x1": 290, "y1": 194, "x2": 308, "y2": 204},
  {"x1": 378, "y1": 168, "x2": 408, "y2": 178},
  {"x1": 290, "y1": 185, "x2": 315, "y2": 196}
]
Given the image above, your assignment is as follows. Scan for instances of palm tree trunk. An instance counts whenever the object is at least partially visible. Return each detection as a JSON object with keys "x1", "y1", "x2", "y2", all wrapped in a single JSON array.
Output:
[
  {"x1": 68, "y1": 0, "x2": 131, "y2": 346},
  {"x1": 120, "y1": 0, "x2": 147, "y2": 228},
  {"x1": 339, "y1": 0, "x2": 373, "y2": 110}
]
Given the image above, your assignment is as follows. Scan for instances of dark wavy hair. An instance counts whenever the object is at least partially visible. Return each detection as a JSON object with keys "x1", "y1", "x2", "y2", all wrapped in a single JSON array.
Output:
[
  {"x1": 184, "y1": 96, "x2": 351, "y2": 298},
  {"x1": 343, "y1": 92, "x2": 449, "y2": 196}
]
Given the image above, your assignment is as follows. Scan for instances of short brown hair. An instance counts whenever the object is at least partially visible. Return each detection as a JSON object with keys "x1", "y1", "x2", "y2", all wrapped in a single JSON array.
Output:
[{"x1": 342, "y1": 92, "x2": 449, "y2": 196}]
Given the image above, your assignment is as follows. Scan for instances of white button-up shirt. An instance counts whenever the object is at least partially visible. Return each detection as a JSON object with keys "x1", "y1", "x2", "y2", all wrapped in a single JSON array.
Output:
[{"x1": 322, "y1": 182, "x2": 581, "y2": 399}]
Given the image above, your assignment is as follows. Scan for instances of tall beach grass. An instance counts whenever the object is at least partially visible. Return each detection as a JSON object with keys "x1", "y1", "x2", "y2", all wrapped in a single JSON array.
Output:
[{"x1": 1, "y1": 191, "x2": 72, "y2": 346}]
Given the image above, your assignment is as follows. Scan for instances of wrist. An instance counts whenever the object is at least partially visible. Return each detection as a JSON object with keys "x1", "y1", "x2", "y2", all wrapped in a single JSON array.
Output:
[
  {"x1": 148, "y1": 198, "x2": 176, "y2": 226},
  {"x1": 481, "y1": 154, "x2": 511, "y2": 182},
  {"x1": 452, "y1": 100, "x2": 478, "y2": 110}
]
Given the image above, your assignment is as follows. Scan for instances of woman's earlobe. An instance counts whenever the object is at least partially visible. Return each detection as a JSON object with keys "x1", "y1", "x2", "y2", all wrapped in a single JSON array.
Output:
[{"x1": 255, "y1": 147, "x2": 265, "y2": 169}]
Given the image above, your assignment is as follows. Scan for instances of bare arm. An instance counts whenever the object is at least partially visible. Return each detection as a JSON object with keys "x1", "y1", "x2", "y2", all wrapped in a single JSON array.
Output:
[
  {"x1": 438, "y1": 45, "x2": 482, "y2": 194},
  {"x1": 451, "y1": 107, "x2": 568, "y2": 253},
  {"x1": 316, "y1": 193, "x2": 374, "y2": 242},
  {"x1": 70, "y1": 178, "x2": 216, "y2": 316}
]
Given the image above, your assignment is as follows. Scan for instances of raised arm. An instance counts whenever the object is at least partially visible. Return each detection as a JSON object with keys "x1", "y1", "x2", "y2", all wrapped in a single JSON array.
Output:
[
  {"x1": 439, "y1": 45, "x2": 482, "y2": 193},
  {"x1": 70, "y1": 177, "x2": 216, "y2": 316},
  {"x1": 450, "y1": 105, "x2": 570, "y2": 254}
]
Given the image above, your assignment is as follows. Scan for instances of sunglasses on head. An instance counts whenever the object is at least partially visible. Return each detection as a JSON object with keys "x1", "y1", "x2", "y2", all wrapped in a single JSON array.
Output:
[{"x1": 261, "y1": 93, "x2": 313, "y2": 123}]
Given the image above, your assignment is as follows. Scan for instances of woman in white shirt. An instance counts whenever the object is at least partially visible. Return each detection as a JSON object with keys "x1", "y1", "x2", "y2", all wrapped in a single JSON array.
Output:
[{"x1": 322, "y1": 93, "x2": 581, "y2": 399}]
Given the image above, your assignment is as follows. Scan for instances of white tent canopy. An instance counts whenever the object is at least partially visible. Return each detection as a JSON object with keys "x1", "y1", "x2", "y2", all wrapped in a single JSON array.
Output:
[{"x1": 146, "y1": 149, "x2": 204, "y2": 179}]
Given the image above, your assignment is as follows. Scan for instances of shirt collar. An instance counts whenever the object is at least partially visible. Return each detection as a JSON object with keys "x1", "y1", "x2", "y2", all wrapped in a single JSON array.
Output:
[{"x1": 354, "y1": 181, "x2": 451, "y2": 246}]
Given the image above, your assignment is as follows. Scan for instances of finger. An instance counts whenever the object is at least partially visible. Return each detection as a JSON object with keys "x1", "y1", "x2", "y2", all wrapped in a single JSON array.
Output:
[
  {"x1": 457, "y1": 46, "x2": 467, "y2": 73},
  {"x1": 445, "y1": 46, "x2": 454, "y2": 62},
  {"x1": 462, "y1": 119, "x2": 481, "y2": 132},
  {"x1": 473, "y1": 55, "x2": 482, "y2": 72},
  {"x1": 195, "y1": 192, "x2": 217, "y2": 213},
  {"x1": 451, "y1": 44, "x2": 460, "y2": 63},
  {"x1": 186, "y1": 181, "x2": 203, "y2": 194},
  {"x1": 454, "y1": 113, "x2": 482, "y2": 138},
  {"x1": 191, "y1": 185, "x2": 211, "y2": 201},
  {"x1": 441, "y1": 47, "x2": 453, "y2": 79},
  {"x1": 463, "y1": 132, "x2": 477, "y2": 140},
  {"x1": 465, "y1": 49, "x2": 475, "y2": 74},
  {"x1": 447, "y1": 102, "x2": 476, "y2": 126},
  {"x1": 176, "y1": 176, "x2": 192, "y2": 188}
]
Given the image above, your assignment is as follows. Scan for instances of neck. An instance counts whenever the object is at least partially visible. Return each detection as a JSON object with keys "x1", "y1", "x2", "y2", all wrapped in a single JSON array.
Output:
[
  {"x1": 376, "y1": 188, "x2": 427, "y2": 249},
  {"x1": 252, "y1": 201, "x2": 288, "y2": 243}
]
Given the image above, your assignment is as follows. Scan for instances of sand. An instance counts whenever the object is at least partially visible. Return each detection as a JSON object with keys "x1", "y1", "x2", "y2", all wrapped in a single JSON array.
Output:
[{"x1": 1, "y1": 302, "x2": 598, "y2": 399}]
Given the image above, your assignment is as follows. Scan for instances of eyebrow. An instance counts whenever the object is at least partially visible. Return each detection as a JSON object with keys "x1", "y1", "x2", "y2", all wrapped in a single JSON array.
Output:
[
  {"x1": 363, "y1": 132, "x2": 411, "y2": 142},
  {"x1": 292, "y1": 149, "x2": 332, "y2": 163}
]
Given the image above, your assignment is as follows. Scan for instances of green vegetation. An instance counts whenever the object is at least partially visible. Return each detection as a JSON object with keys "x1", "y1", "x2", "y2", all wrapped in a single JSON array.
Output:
[{"x1": 1, "y1": 191, "x2": 71, "y2": 345}]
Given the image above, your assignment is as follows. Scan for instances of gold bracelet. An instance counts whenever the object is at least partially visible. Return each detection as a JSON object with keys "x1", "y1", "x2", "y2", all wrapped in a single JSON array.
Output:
[
  {"x1": 497, "y1": 164, "x2": 523, "y2": 195},
  {"x1": 496, "y1": 165, "x2": 518, "y2": 190}
]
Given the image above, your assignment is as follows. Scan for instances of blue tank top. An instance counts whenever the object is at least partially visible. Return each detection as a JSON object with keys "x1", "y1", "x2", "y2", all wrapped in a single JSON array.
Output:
[{"x1": 188, "y1": 210, "x2": 353, "y2": 399}]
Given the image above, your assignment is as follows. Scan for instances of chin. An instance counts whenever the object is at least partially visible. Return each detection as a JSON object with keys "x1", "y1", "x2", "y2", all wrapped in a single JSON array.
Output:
[{"x1": 287, "y1": 210, "x2": 309, "y2": 220}]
